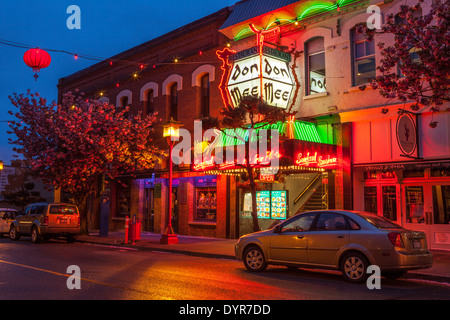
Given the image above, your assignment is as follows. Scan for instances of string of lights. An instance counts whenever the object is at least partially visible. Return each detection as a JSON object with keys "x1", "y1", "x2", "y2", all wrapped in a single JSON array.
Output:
[{"x1": 0, "y1": 38, "x2": 220, "y2": 69}]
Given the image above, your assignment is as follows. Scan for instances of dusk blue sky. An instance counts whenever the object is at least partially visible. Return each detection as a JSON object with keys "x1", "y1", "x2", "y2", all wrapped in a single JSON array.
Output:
[{"x1": 0, "y1": 0, "x2": 236, "y2": 165}]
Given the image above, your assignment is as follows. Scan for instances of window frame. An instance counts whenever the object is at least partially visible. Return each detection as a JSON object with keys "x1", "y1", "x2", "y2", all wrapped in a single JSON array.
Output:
[
  {"x1": 200, "y1": 74, "x2": 210, "y2": 118},
  {"x1": 169, "y1": 83, "x2": 178, "y2": 120},
  {"x1": 351, "y1": 29, "x2": 376, "y2": 87},
  {"x1": 305, "y1": 37, "x2": 326, "y2": 95}
]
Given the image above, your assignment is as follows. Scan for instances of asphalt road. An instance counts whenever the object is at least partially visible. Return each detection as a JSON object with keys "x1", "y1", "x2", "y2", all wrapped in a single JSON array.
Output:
[{"x1": 1, "y1": 236, "x2": 450, "y2": 301}]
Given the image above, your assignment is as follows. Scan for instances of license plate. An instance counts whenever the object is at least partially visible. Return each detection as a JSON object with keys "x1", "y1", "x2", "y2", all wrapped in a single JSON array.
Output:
[
  {"x1": 59, "y1": 219, "x2": 69, "y2": 224},
  {"x1": 412, "y1": 240, "x2": 421, "y2": 249}
]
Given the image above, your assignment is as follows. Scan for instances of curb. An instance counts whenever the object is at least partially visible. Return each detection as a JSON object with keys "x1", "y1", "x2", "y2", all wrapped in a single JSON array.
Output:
[
  {"x1": 76, "y1": 238, "x2": 450, "y2": 284},
  {"x1": 76, "y1": 239, "x2": 238, "y2": 261}
]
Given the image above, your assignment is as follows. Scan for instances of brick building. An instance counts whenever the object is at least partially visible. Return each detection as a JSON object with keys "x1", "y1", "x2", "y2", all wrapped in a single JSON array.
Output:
[{"x1": 58, "y1": 7, "x2": 234, "y2": 237}]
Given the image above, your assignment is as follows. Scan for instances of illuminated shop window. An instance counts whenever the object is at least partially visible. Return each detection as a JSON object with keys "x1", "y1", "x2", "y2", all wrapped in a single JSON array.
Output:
[
  {"x1": 195, "y1": 187, "x2": 217, "y2": 221},
  {"x1": 306, "y1": 37, "x2": 326, "y2": 95},
  {"x1": 351, "y1": 28, "x2": 376, "y2": 86},
  {"x1": 364, "y1": 170, "x2": 377, "y2": 180}
]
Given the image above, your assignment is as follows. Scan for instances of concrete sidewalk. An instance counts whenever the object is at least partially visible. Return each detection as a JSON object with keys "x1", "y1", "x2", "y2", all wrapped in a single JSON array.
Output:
[{"x1": 76, "y1": 231, "x2": 450, "y2": 284}]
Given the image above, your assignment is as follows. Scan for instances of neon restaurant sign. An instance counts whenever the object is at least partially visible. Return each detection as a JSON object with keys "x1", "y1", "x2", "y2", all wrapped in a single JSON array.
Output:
[{"x1": 217, "y1": 44, "x2": 295, "y2": 109}]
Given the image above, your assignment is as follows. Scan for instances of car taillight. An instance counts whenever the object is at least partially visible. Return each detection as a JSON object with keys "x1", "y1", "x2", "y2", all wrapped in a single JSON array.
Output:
[
  {"x1": 42, "y1": 216, "x2": 49, "y2": 225},
  {"x1": 78, "y1": 216, "x2": 81, "y2": 226},
  {"x1": 388, "y1": 232, "x2": 405, "y2": 248}
]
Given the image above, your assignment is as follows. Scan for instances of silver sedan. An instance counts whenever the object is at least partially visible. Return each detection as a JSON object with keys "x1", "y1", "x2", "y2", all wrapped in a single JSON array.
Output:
[{"x1": 235, "y1": 210, "x2": 433, "y2": 282}]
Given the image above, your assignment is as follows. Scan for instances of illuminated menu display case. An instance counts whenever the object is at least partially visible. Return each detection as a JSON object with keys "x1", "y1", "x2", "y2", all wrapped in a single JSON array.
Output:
[
  {"x1": 271, "y1": 190, "x2": 287, "y2": 220},
  {"x1": 256, "y1": 191, "x2": 271, "y2": 219},
  {"x1": 245, "y1": 190, "x2": 288, "y2": 220}
]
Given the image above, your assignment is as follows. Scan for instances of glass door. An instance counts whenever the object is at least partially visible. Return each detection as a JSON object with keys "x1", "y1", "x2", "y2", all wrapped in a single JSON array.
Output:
[
  {"x1": 381, "y1": 185, "x2": 400, "y2": 225},
  {"x1": 430, "y1": 184, "x2": 450, "y2": 250},
  {"x1": 403, "y1": 183, "x2": 450, "y2": 250}
]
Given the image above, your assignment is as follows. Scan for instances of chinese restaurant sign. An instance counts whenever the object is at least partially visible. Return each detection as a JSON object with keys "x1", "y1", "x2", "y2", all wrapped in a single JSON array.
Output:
[{"x1": 226, "y1": 46, "x2": 294, "y2": 109}]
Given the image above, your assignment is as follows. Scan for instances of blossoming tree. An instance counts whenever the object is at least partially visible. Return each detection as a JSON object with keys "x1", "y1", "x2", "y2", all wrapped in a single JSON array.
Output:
[
  {"x1": 358, "y1": 0, "x2": 449, "y2": 111},
  {"x1": 8, "y1": 91, "x2": 165, "y2": 234}
]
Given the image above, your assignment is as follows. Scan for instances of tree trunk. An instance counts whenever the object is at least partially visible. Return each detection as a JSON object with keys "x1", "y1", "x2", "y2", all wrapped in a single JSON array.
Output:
[
  {"x1": 74, "y1": 193, "x2": 89, "y2": 235},
  {"x1": 247, "y1": 166, "x2": 260, "y2": 233}
]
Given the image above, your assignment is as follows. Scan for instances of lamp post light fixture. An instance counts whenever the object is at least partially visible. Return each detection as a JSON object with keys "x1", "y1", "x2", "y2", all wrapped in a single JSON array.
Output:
[
  {"x1": 160, "y1": 118, "x2": 182, "y2": 245},
  {"x1": 0, "y1": 160, "x2": 3, "y2": 171}
]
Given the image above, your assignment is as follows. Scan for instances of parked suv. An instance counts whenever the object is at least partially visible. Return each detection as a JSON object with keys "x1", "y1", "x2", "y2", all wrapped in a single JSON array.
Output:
[
  {"x1": 0, "y1": 208, "x2": 19, "y2": 237},
  {"x1": 9, "y1": 202, "x2": 80, "y2": 243}
]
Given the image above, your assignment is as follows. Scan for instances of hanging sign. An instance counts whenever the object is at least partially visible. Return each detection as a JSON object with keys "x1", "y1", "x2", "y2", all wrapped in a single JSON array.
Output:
[
  {"x1": 224, "y1": 46, "x2": 294, "y2": 109},
  {"x1": 396, "y1": 113, "x2": 418, "y2": 157}
]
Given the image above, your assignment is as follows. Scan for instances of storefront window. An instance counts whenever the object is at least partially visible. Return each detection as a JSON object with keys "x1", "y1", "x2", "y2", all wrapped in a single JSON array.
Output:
[
  {"x1": 431, "y1": 169, "x2": 450, "y2": 177},
  {"x1": 364, "y1": 186, "x2": 377, "y2": 214},
  {"x1": 432, "y1": 185, "x2": 450, "y2": 225},
  {"x1": 381, "y1": 171, "x2": 395, "y2": 179},
  {"x1": 364, "y1": 171, "x2": 377, "y2": 180},
  {"x1": 382, "y1": 186, "x2": 397, "y2": 221},
  {"x1": 403, "y1": 169, "x2": 424, "y2": 178},
  {"x1": 195, "y1": 187, "x2": 216, "y2": 221},
  {"x1": 405, "y1": 186, "x2": 424, "y2": 223}
]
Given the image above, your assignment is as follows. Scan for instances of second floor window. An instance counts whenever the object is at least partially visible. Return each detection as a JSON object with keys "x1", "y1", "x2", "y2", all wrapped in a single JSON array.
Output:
[
  {"x1": 306, "y1": 37, "x2": 326, "y2": 95},
  {"x1": 147, "y1": 89, "x2": 154, "y2": 115},
  {"x1": 200, "y1": 74, "x2": 210, "y2": 117},
  {"x1": 120, "y1": 96, "x2": 128, "y2": 108},
  {"x1": 170, "y1": 83, "x2": 178, "y2": 120},
  {"x1": 352, "y1": 29, "x2": 376, "y2": 86}
]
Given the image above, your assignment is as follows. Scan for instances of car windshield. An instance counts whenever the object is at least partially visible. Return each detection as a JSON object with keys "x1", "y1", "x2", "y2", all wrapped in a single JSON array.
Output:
[
  {"x1": 360, "y1": 213, "x2": 403, "y2": 229},
  {"x1": 49, "y1": 205, "x2": 78, "y2": 215}
]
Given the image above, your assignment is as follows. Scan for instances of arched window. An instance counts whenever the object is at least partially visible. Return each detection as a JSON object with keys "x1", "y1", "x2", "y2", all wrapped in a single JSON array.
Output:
[
  {"x1": 305, "y1": 37, "x2": 326, "y2": 95},
  {"x1": 121, "y1": 96, "x2": 129, "y2": 108},
  {"x1": 200, "y1": 74, "x2": 210, "y2": 117},
  {"x1": 170, "y1": 83, "x2": 178, "y2": 120},
  {"x1": 147, "y1": 89, "x2": 154, "y2": 115},
  {"x1": 116, "y1": 90, "x2": 132, "y2": 108}
]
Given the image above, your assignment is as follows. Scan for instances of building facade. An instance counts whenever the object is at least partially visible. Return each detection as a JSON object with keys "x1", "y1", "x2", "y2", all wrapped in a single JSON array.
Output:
[{"x1": 58, "y1": 0, "x2": 450, "y2": 250}]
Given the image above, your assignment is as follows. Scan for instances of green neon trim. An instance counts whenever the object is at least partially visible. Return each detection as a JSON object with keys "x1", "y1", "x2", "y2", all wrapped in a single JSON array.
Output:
[
  {"x1": 213, "y1": 121, "x2": 324, "y2": 148},
  {"x1": 265, "y1": 18, "x2": 296, "y2": 30},
  {"x1": 234, "y1": 27, "x2": 252, "y2": 41}
]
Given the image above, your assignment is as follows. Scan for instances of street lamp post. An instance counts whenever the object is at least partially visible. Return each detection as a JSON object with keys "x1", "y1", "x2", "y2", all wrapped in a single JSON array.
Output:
[{"x1": 160, "y1": 118, "x2": 182, "y2": 245}]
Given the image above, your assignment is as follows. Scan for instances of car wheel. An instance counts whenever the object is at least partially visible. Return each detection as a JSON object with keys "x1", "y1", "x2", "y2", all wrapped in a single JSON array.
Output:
[
  {"x1": 31, "y1": 226, "x2": 41, "y2": 244},
  {"x1": 243, "y1": 246, "x2": 267, "y2": 272},
  {"x1": 9, "y1": 225, "x2": 20, "y2": 241},
  {"x1": 340, "y1": 252, "x2": 369, "y2": 283}
]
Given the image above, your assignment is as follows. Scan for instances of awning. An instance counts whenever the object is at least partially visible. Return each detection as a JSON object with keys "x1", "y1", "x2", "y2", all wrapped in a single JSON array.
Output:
[{"x1": 219, "y1": 0, "x2": 300, "y2": 39}]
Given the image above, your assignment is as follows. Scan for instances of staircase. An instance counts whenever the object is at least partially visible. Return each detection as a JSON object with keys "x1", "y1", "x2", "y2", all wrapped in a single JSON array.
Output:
[{"x1": 299, "y1": 183, "x2": 327, "y2": 212}]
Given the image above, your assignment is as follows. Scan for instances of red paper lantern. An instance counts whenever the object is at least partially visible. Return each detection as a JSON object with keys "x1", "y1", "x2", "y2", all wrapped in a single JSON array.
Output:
[{"x1": 23, "y1": 48, "x2": 51, "y2": 80}]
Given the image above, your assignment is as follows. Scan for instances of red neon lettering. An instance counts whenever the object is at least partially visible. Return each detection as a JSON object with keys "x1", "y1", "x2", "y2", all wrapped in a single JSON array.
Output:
[
  {"x1": 295, "y1": 152, "x2": 337, "y2": 168},
  {"x1": 260, "y1": 174, "x2": 275, "y2": 182}
]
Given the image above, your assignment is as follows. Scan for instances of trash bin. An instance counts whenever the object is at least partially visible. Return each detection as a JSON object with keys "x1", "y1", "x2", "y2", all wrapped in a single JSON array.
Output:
[{"x1": 128, "y1": 220, "x2": 142, "y2": 241}]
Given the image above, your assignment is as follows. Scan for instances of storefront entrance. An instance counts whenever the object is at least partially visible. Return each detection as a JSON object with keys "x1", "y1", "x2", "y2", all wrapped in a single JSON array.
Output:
[
  {"x1": 403, "y1": 183, "x2": 450, "y2": 250},
  {"x1": 359, "y1": 165, "x2": 450, "y2": 251}
]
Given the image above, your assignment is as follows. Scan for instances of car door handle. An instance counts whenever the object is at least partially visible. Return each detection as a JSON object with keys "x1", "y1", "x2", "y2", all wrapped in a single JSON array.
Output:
[
  {"x1": 337, "y1": 235, "x2": 344, "y2": 238},
  {"x1": 297, "y1": 235, "x2": 305, "y2": 239}
]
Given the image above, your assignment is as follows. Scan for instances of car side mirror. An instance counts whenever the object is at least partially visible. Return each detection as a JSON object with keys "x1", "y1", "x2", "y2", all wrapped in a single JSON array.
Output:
[{"x1": 274, "y1": 225, "x2": 282, "y2": 233}]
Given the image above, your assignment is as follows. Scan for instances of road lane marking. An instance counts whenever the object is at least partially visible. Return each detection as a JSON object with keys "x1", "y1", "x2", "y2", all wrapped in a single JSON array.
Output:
[{"x1": 0, "y1": 258, "x2": 145, "y2": 294}]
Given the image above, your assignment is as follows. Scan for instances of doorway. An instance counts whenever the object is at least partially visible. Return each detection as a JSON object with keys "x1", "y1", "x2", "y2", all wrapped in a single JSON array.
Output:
[
  {"x1": 144, "y1": 188, "x2": 154, "y2": 232},
  {"x1": 171, "y1": 187, "x2": 179, "y2": 234},
  {"x1": 402, "y1": 183, "x2": 450, "y2": 250}
]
